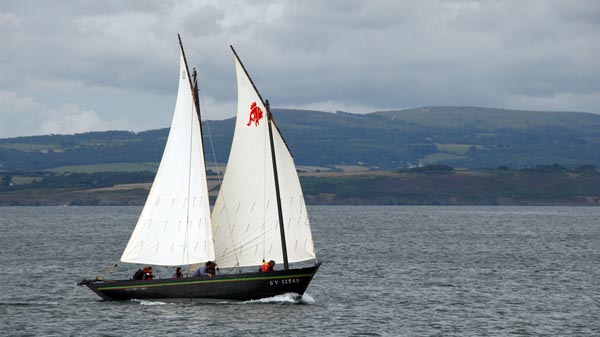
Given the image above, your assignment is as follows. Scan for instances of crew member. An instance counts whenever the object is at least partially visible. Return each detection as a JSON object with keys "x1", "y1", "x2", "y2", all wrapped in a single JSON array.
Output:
[
  {"x1": 143, "y1": 266, "x2": 154, "y2": 280},
  {"x1": 260, "y1": 260, "x2": 275, "y2": 272},
  {"x1": 193, "y1": 261, "x2": 216, "y2": 277},
  {"x1": 173, "y1": 267, "x2": 183, "y2": 278}
]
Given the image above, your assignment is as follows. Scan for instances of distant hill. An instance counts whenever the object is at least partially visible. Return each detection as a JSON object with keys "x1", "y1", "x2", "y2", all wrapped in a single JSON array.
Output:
[
  {"x1": 1, "y1": 106, "x2": 599, "y2": 172},
  {"x1": 367, "y1": 106, "x2": 600, "y2": 168},
  {"x1": 373, "y1": 106, "x2": 600, "y2": 130}
]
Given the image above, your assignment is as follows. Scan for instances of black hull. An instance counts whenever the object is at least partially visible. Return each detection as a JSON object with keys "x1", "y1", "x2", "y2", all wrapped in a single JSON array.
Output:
[{"x1": 81, "y1": 263, "x2": 320, "y2": 302}]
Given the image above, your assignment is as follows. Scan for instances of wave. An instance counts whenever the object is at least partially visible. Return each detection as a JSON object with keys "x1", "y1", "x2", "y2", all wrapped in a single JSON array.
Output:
[
  {"x1": 131, "y1": 299, "x2": 170, "y2": 306},
  {"x1": 244, "y1": 292, "x2": 314, "y2": 304},
  {"x1": 300, "y1": 293, "x2": 315, "y2": 304},
  {"x1": 122, "y1": 293, "x2": 316, "y2": 305},
  {"x1": 0, "y1": 301, "x2": 60, "y2": 306}
]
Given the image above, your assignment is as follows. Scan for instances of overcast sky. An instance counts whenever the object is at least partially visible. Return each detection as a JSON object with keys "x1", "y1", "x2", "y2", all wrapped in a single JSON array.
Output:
[{"x1": 1, "y1": 0, "x2": 599, "y2": 137}]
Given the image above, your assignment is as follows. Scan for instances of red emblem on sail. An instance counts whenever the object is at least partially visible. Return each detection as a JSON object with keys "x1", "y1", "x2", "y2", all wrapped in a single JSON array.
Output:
[{"x1": 246, "y1": 102, "x2": 264, "y2": 127}]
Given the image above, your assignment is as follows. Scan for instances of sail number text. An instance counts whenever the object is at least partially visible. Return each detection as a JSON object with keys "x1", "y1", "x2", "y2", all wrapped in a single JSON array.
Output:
[{"x1": 269, "y1": 278, "x2": 301, "y2": 286}]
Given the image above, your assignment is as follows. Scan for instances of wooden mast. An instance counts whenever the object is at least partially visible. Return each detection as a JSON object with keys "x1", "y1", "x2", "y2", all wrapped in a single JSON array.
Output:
[
  {"x1": 265, "y1": 99, "x2": 289, "y2": 270},
  {"x1": 177, "y1": 34, "x2": 208, "y2": 176},
  {"x1": 191, "y1": 67, "x2": 207, "y2": 166},
  {"x1": 230, "y1": 45, "x2": 290, "y2": 270}
]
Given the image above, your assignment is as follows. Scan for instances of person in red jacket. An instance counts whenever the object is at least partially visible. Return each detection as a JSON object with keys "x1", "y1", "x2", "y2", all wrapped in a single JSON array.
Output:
[{"x1": 143, "y1": 266, "x2": 154, "y2": 280}]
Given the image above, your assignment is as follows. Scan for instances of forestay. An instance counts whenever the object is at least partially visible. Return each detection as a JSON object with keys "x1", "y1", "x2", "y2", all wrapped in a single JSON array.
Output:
[
  {"x1": 211, "y1": 55, "x2": 316, "y2": 269},
  {"x1": 120, "y1": 51, "x2": 215, "y2": 266}
]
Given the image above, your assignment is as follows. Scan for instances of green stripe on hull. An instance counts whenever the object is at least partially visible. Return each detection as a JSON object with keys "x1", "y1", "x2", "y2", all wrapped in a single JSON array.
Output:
[{"x1": 97, "y1": 273, "x2": 313, "y2": 291}]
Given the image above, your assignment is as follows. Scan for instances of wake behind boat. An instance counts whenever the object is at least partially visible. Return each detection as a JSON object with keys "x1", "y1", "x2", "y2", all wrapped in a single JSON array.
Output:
[{"x1": 79, "y1": 36, "x2": 320, "y2": 301}]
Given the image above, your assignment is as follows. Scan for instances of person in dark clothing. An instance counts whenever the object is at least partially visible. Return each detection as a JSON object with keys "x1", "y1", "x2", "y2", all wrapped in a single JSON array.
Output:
[
  {"x1": 192, "y1": 261, "x2": 216, "y2": 277},
  {"x1": 205, "y1": 261, "x2": 216, "y2": 276},
  {"x1": 132, "y1": 269, "x2": 144, "y2": 280},
  {"x1": 173, "y1": 267, "x2": 183, "y2": 278}
]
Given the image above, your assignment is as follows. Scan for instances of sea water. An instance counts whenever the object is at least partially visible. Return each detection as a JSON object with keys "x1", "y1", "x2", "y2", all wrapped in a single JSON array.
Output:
[{"x1": 0, "y1": 206, "x2": 599, "y2": 336}]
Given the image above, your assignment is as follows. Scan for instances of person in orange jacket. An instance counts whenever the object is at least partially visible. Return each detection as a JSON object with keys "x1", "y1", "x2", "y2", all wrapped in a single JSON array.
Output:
[{"x1": 260, "y1": 260, "x2": 275, "y2": 272}]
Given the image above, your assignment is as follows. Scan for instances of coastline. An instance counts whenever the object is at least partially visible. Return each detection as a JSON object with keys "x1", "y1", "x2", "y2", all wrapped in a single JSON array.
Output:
[{"x1": 2, "y1": 170, "x2": 599, "y2": 206}]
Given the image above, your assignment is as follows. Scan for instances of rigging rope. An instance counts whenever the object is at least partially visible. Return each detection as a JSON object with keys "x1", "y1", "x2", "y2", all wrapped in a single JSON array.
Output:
[
  {"x1": 197, "y1": 89, "x2": 222, "y2": 184},
  {"x1": 95, "y1": 263, "x2": 118, "y2": 280},
  {"x1": 197, "y1": 85, "x2": 241, "y2": 268},
  {"x1": 183, "y1": 98, "x2": 194, "y2": 265}
]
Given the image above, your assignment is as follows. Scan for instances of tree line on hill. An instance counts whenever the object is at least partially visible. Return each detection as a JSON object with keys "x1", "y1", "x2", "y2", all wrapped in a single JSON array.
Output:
[{"x1": 406, "y1": 163, "x2": 598, "y2": 175}]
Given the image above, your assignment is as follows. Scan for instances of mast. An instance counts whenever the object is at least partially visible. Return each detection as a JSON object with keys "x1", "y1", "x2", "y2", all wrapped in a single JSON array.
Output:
[
  {"x1": 192, "y1": 68, "x2": 207, "y2": 168},
  {"x1": 178, "y1": 34, "x2": 208, "y2": 180},
  {"x1": 266, "y1": 100, "x2": 290, "y2": 270},
  {"x1": 230, "y1": 45, "x2": 290, "y2": 270}
]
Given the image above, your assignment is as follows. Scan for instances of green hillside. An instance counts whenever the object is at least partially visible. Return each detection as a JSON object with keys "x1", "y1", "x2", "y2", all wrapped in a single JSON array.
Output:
[
  {"x1": 373, "y1": 106, "x2": 600, "y2": 130},
  {"x1": 264, "y1": 106, "x2": 600, "y2": 169},
  {"x1": 2, "y1": 104, "x2": 600, "y2": 207},
  {"x1": 0, "y1": 106, "x2": 599, "y2": 172}
]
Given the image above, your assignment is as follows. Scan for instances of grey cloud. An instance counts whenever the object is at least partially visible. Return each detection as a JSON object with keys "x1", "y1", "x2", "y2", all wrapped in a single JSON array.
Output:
[
  {"x1": 0, "y1": 0, "x2": 599, "y2": 137},
  {"x1": 182, "y1": 5, "x2": 225, "y2": 36}
]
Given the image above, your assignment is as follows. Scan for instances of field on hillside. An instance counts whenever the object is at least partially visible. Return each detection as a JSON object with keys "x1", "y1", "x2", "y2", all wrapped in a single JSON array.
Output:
[{"x1": 46, "y1": 162, "x2": 159, "y2": 173}]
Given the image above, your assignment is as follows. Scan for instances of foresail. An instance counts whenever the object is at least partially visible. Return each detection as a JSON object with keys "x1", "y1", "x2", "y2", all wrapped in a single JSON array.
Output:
[
  {"x1": 272, "y1": 126, "x2": 316, "y2": 264},
  {"x1": 211, "y1": 54, "x2": 315, "y2": 269},
  {"x1": 120, "y1": 51, "x2": 215, "y2": 266}
]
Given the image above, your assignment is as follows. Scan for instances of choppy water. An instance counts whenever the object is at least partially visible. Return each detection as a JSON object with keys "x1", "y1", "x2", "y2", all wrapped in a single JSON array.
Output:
[{"x1": 0, "y1": 206, "x2": 599, "y2": 336}]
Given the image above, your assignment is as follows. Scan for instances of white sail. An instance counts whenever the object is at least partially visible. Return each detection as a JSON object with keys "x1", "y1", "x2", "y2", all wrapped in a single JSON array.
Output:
[
  {"x1": 211, "y1": 55, "x2": 316, "y2": 269},
  {"x1": 120, "y1": 51, "x2": 215, "y2": 266},
  {"x1": 271, "y1": 126, "x2": 316, "y2": 263}
]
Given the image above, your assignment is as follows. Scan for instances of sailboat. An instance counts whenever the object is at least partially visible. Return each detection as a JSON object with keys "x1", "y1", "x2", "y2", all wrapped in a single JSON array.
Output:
[{"x1": 79, "y1": 36, "x2": 320, "y2": 301}]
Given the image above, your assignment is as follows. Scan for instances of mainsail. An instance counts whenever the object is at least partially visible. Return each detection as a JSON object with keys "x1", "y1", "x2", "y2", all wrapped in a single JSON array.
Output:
[
  {"x1": 211, "y1": 50, "x2": 316, "y2": 269},
  {"x1": 120, "y1": 48, "x2": 215, "y2": 266}
]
